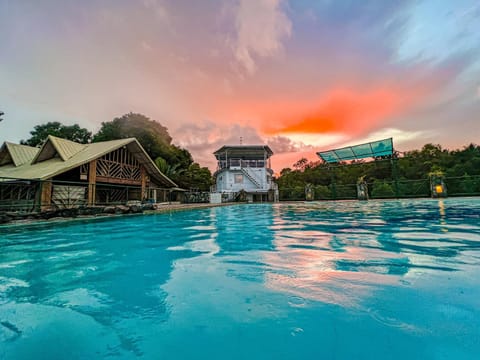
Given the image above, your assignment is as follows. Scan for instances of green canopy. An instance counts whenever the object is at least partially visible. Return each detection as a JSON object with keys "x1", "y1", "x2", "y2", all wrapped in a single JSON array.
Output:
[{"x1": 317, "y1": 138, "x2": 393, "y2": 163}]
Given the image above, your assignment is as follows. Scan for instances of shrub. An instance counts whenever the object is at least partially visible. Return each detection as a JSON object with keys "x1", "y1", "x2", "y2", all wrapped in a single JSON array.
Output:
[{"x1": 371, "y1": 181, "x2": 395, "y2": 198}]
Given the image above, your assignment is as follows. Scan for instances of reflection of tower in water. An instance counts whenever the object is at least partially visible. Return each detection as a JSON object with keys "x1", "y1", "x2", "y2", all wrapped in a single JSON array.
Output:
[{"x1": 212, "y1": 204, "x2": 275, "y2": 254}]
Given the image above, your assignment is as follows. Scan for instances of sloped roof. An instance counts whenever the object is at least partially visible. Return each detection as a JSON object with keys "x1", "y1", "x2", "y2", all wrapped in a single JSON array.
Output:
[
  {"x1": 32, "y1": 135, "x2": 86, "y2": 163},
  {"x1": 0, "y1": 137, "x2": 177, "y2": 187},
  {"x1": 0, "y1": 142, "x2": 39, "y2": 167}
]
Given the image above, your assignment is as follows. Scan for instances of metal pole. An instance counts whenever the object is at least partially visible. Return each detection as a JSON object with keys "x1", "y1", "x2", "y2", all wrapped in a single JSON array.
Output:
[{"x1": 391, "y1": 158, "x2": 399, "y2": 198}]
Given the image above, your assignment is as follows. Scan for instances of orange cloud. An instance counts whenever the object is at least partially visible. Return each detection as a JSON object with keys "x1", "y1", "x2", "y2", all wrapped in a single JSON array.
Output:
[{"x1": 262, "y1": 85, "x2": 417, "y2": 136}]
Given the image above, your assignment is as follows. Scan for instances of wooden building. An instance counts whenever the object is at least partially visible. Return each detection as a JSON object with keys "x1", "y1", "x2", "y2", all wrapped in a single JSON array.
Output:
[{"x1": 0, "y1": 135, "x2": 178, "y2": 211}]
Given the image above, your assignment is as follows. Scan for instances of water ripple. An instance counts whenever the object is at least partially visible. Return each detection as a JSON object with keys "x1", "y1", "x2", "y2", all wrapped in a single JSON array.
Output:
[{"x1": 1, "y1": 199, "x2": 480, "y2": 359}]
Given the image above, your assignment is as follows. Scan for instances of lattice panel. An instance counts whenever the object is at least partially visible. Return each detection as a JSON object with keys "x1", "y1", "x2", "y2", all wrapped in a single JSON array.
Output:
[
  {"x1": 52, "y1": 185, "x2": 86, "y2": 209},
  {"x1": 95, "y1": 147, "x2": 141, "y2": 181},
  {"x1": 102, "y1": 147, "x2": 139, "y2": 166},
  {"x1": 96, "y1": 188, "x2": 128, "y2": 204},
  {"x1": 80, "y1": 163, "x2": 88, "y2": 179}
]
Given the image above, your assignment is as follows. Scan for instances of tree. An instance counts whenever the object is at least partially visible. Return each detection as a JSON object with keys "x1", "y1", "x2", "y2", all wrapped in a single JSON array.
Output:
[
  {"x1": 280, "y1": 168, "x2": 292, "y2": 176},
  {"x1": 21, "y1": 122, "x2": 92, "y2": 146},
  {"x1": 94, "y1": 113, "x2": 213, "y2": 189},
  {"x1": 293, "y1": 158, "x2": 308, "y2": 171},
  {"x1": 93, "y1": 113, "x2": 171, "y2": 154},
  {"x1": 154, "y1": 157, "x2": 185, "y2": 178},
  {"x1": 93, "y1": 113, "x2": 193, "y2": 168},
  {"x1": 174, "y1": 163, "x2": 213, "y2": 191},
  {"x1": 371, "y1": 181, "x2": 395, "y2": 198},
  {"x1": 277, "y1": 142, "x2": 480, "y2": 199}
]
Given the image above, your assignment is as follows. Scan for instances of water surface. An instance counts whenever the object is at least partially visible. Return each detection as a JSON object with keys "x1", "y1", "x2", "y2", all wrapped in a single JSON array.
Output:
[{"x1": 1, "y1": 199, "x2": 480, "y2": 359}]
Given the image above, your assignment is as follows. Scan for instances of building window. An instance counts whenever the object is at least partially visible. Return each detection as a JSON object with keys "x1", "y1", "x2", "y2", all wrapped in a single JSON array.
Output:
[{"x1": 234, "y1": 174, "x2": 243, "y2": 183}]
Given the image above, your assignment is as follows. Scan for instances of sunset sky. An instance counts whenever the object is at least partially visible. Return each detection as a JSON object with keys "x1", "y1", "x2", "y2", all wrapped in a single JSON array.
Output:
[{"x1": 1, "y1": 0, "x2": 479, "y2": 172}]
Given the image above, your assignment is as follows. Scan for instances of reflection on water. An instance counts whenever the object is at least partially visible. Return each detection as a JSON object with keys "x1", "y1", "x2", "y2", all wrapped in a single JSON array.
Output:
[
  {"x1": 1, "y1": 199, "x2": 480, "y2": 359},
  {"x1": 263, "y1": 199, "x2": 480, "y2": 308}
]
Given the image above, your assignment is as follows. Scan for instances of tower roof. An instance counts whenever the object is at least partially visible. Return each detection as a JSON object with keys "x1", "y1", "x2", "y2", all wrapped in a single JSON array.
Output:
[{"x1": 213, "y1": 145, "x2": 273, "y2": 160}]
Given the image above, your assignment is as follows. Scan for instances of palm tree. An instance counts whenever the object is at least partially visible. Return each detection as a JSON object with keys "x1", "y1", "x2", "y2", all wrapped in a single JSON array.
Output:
[{"x1": 154, "y1": 157, "x2": 185, "y2": 178}]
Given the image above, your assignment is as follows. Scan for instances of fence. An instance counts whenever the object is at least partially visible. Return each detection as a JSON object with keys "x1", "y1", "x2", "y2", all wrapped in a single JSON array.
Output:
[
  {"x1": 278, "y1": 175, "x2": 480, "y2": 201},
  {"x1": 0, "y1": 177, "x2": 178, "y2": 212},
  {"x1": 0, "y1": 179, "x2": 38, "y2": 212},
  {"x1": 182, "y1": 191, "x2": 210, "y2": 203}
]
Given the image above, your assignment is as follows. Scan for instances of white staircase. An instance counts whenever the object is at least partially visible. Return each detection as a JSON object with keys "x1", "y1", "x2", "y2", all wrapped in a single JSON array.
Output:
[{"x1": 241, "y1": 168, "x2": 262, "y2": 188}]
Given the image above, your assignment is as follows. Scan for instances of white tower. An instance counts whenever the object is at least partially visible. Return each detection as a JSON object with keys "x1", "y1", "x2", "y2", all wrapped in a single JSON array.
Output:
[{"x1": 211, "y1": 145, "x2": 278, "y2": 203}]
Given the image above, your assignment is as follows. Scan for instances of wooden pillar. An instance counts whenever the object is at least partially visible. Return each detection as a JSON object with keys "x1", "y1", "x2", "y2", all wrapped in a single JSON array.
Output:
[
  {"x1": 40, "y1": 180, "x2": 52, "y2": 211},
  {"x1": 140, "y1": 165, "x2": 147, "y2": 201},
  {"x1": 87, "y1": 160, "x2": 97, "y2": 206}
]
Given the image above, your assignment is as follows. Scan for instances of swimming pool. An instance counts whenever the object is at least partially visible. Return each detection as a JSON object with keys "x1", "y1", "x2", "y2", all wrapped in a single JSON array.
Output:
[{"x1": 1, "y1": 199, "x2": 479, "y2": 359}]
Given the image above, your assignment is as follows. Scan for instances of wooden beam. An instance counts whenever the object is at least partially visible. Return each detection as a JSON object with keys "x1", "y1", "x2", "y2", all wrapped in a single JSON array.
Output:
[
  {"x1": 95, "y1": 176, "x2": 142, "y2": 186},
  {"x1": 40, "y1": 181, "x2": 52, "y2": 211},
  {"x1": 141, "y1": 165, "x2": 147, "y2": 201},
  {"x1": 87, "y1": 159, "x2": 97, "y2": 206}
]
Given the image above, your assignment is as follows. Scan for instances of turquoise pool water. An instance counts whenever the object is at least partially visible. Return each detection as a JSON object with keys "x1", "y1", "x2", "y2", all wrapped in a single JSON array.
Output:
[{"x1": 1, "y1": 199, "x2": 479, "y2": 359}]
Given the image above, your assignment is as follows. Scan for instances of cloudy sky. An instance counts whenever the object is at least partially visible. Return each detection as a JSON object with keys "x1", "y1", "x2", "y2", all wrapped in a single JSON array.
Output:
[{"x1": 1, "y1": 0, "x2": 479, "y2": 171}]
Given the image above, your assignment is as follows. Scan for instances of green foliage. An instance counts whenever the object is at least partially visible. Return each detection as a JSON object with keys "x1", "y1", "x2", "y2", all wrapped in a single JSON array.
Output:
[
  {"x1": 21, "y1": 122, "x2": 92, "y2": 146},
  {"x1": 93, "y1": 112, "x2": 175, "y2": 159},
  {"x1": 20, "y1": 115, "x2": 214, "y2": 191},
  {"x1": 293, "y1": 158, "x2": 309, "y2": 171},
  {"x1": 314, "y1": 185, "x2": 332, "y2": 200},
  {"x1": 284, "y1": 186, "x2": 305, "y2": 200},
  {"x1": 277, "y1": 143, "x2": 480, "y2": 200},
  {"x1": 335, "y1": 184, "x2": 357, "y2": 199},
  {"x1": 175, "y1": 163, "x2": 214, "y2": 191},
  {"x1": 371, "y1": 181, "x2": 395, "y2": 198},
  {"x1": 154, "y1": 157, "x2": 184, "y2": 178},
  {"x1": 449, "y1": 174, "x2": 480, "y2": 195},
  {"x1": 93, "y1": 112, "x2": 194, "y2": 170},
  {"x1": 93, "y1": 112, "x2": 213, "y2": 189},
  {"x1": 154, "y1": 157, "x2": 169, "y2": 174},
  {"x1": 396, "y1": 178, "x2": 430, "y2": 197}
]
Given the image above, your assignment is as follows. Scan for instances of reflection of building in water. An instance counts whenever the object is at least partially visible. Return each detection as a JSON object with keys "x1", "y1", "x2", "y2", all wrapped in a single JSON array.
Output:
[
  {"x1": 159, "y1": 205, "x2": 280, "y2": 327},
  {"x1": 212, "y1": 204, "x2": 275, "y2": 254}
]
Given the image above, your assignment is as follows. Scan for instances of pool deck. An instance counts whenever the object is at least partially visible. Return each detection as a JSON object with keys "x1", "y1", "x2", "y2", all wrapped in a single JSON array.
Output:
[
  {"x1": 146, "y1": 201, "x2": 238, "y2": 214},
  {"x1": 0, "y1": 202, "x2": 241, "y2": 230}
]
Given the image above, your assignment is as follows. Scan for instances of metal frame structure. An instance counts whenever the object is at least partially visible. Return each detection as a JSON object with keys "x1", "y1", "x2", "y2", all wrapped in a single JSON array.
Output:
[
  {"x1": 316, "y1": 138, "x2": 398, "y2": 199},
  {"x1": 317, "y1": 138, "x2": 394, "y2": 163}
]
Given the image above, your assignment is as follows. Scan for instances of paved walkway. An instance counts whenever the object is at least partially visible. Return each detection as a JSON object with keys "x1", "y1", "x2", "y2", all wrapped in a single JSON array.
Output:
[
  {"x1": 0, "y1": 202, "x2": 240, "y2": 230},
  {"x1": 147, "y1": 202, "x2": 238, "y2": 214}
]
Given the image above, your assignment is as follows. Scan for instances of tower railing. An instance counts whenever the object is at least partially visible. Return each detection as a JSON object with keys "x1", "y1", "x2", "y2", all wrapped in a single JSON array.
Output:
[{"x1": 217, "y1": 159, "x2": 268, "y2": 170}]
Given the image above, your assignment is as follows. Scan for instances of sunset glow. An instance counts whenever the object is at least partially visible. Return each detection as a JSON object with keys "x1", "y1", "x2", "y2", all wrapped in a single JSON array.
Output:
[{"x1": 0, "y1": 0, "x2": 479, "y2": 171}]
